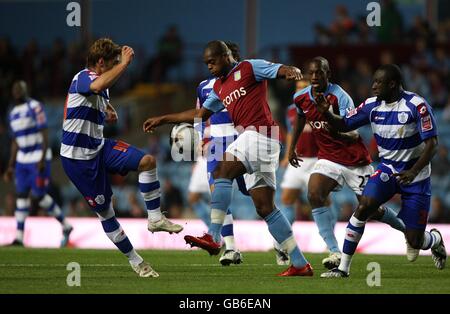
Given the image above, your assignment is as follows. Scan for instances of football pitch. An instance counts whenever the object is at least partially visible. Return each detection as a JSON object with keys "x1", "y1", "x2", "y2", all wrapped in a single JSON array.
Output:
[{"x1": 0, "y1": 247, "x2": 449, "y2": 294}]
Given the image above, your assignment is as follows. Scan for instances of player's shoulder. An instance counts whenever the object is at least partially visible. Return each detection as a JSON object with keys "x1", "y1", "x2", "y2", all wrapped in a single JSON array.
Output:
[
  {"x1": 198, "y1": 77, "x2": 216, "y2": 89},
  {"x1": 293, "y1": 86, "x2": 311, "y2": 102},
  {"x1": 28, "y1": 98, "x2": 42, "y2": 109},
  {"x1": 328, "y1": 83, "x2": 352, "y2": 101},
  {"x1": 402, "y1": 90, "x2": 427, "y2": 108},
  {"x1": 362, "y1": 96, "x2": 379, "y2": 108}
]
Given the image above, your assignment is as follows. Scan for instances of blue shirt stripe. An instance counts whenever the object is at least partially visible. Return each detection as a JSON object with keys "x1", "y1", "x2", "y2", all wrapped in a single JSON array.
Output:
[{"x1": 62, "y1": 131, "x2": 103, "y2": 149}]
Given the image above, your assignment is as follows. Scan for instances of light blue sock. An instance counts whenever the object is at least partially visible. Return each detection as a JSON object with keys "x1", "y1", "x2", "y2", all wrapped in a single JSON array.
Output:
[
  {"x1": 280, "y1": 203, "x2": 295, "y2": 225},
  {"x1": 264, "y1": 209, "x2": 308, "y2": 268},
  {"x1": 221, "y1": 208, "x2": 234, "y2": 237},
  {"x1": 208, "y1": 178, "x2": 233, "y2": 243},
  {"x1": 191, "y1": 200, "x2": 211, "y2": 227},
  {"x1": 379, "y1": 206, "x2": 406, "y2": 233},
  {"x1": 312, "y1": 206, "x2": 340, "y2": 253}
]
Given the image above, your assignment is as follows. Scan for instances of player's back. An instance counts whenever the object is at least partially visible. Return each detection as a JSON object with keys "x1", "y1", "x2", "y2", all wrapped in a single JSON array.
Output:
[
  {"x1": 294, "y1": 84, "x2": 371, "y2": 166},
  {"x1": 61, "y1": 69, "x2": 108, "y2": 160},
  {"x1": 8, "y1": 98, "x2": 51, "y2": 164}
]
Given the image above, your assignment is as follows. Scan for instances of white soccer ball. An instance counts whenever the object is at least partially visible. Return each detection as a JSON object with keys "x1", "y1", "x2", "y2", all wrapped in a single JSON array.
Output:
[{"x1": 170, "y1": 123, "x2": 199, "y2": 161}]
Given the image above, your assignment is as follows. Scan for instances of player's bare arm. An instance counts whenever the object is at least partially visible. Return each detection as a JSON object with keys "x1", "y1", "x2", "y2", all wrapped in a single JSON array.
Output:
[
  {"x1": 105, "y1": 103, "x2": 118, "y2": 124},
  {"x1": 90, "y1": 46, "x2": 134, "y2": 93},
  {"x1": 288, "y1": 114, "x2": 306, "y2": 168},
  {"x1": 143, "y1": 107, "x2": 213, "y2": 133},
  {"x1": 3, "y1": 139, "x2": 18, "y2": 182},
  {"x1": 37, "y1": 128, "x2": 49, "y2": 173},
  {"x1": 393, "y1": 136, "x2": 438, "y2": 185},
  {"x1": 277, "y1": 65, "x2": 303, "y2": 81}
]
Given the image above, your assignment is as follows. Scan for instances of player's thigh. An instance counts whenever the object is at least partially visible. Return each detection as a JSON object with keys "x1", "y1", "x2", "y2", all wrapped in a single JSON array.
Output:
[
  {"x1": 308, "y1": 172, "x2": 339, "y2": 206},
  {"x1": 103, "y1": 139, "x2": 146, "y2": 175},
  {"x1": 249, "y1": 186, "x2": 275, "y2": 218},
  {"x1": 398, "y1": 178, "x2": 431, "y2": 231},
  {"x1": 342, "y1": 164, "x2": 374, "y2": 196},
  {"x1": 213, "y1": 156, "x2": 247, "y2": 180},
  {"x1": 14, "y1": 164, "x2": 32, "y2": 197},
  {"x1": 61, "y1": 156, "x2": 112, "y2": 212},
  {"x1": 30, "y1": 160, "x2": 51, "y2": 199}
]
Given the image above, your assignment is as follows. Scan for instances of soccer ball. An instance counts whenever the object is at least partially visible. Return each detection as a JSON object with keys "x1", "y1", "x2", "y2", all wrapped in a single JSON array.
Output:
[{"x1": 170, "y1": 123, "x2": 199, "y2": 161}]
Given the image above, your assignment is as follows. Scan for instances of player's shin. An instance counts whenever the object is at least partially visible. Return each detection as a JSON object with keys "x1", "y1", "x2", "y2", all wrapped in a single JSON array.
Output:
[
  {"x1": 97, "y1": 206, "x2": 143, "y2": 266},
  {"x1": 265, "y1": 208, "x2": 308, "y2": 268},
  {"x1": 139, "y1": 168, "x2": 162, "y2": 222},
  {"x1": 312, "y1": 206, "x2": 340, "y2": 253},
  {"x1": 339, "y1": 215, "x2": 366, "y2": 273},
  {"x1": 378, "y1": 205, "x2": 406, "y2": 233},
  {"x1": 15, "y1": 198, "x2": 30, "y2": 242},
  {"x1": 209, "y1": 178, "x2": 233, "y2": 243},
  {"x1": 221, "y1": 208, "x2": 235, "y2": 250},
  {"x1": 40, "y1": 194, "x2": 72, "y2": 230}
]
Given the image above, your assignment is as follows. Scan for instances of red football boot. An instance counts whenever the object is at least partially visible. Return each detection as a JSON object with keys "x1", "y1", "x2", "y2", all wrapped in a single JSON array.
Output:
[
  {"x1": 184, "y1": 233, "x2": 221, "y2": 255},
  {"x1": 277, "y1": 263, "x2": 314, "y2": 277}
]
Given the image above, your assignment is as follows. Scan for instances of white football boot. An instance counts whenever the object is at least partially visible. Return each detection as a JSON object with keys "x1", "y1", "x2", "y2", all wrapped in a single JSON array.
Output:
[
  {"x1": 148, "y1": 215, "x2": 183, "y2": 234},
  {"x1": 131, "y1": 261, "x2": 159, "y2": 278},
  {"x1": 322, "y1": 252, "x2": 342, "y2": 269}
]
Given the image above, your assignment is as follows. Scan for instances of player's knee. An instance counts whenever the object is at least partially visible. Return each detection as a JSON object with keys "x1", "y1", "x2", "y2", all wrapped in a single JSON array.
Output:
[
  {"x1": 30, "y1": 195, "x2": 44, "y2": 211},
  {"x1": 307, "y1": 190, "x2": 327, "y2": 208},
  {"x1": 354, "y1": 198, "x2": 378, "y2": 220},
  {"x1": 255, "y1": 206, "x2": 273, "y2": 218},
  {"x1": 188, "y1": 193, "x2": 200, "y2": 205},
  {"x1": 138, "y1": 154, "x2": 156, "y2": 171}
]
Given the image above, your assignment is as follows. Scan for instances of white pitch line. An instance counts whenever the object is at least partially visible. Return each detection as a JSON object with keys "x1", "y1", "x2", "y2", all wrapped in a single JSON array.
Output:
[{"x1": 0, "y1": 263, "x2": 277, "y2": 267}]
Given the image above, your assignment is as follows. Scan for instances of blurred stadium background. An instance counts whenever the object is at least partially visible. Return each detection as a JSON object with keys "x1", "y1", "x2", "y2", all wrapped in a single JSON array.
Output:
[{"x1": 0, "y1": 0, "x2": 449, "y2": 248}]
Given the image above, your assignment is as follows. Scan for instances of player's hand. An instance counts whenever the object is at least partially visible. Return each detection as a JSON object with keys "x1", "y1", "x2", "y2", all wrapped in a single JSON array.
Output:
[
  {"x1": 3, "y1": 166, "x2": 14, "y2": 183},
  {"x1": 37, "y1": 159, "x2": 46, "y2": 173},
  {"x1": 285, "y1": 66, "x2": 303, "y2": 81},
  {"x1": 288, "y1": 149, "x2": 303, "y2": 168},
  {"x1": 121, "y1": 46, "x2": 134, "y2": 66},
  {"x1": 143, "y1": 117, "x2": 163, "y2": 133},
  {"x1": 392, "y1": 169, "x2": 418, "y2": 185},
  {"x1": 105, "y1": 106, "x2": 118, "y2": 124},
  {"x1": 315, "y1": 93, "x2": 331, "y2": 114}
]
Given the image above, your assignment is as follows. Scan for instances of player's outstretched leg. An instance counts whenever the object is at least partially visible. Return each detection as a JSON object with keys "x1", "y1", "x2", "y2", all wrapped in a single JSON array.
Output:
[
  {"x1": 138, "y1": 155, "x2": 183, "y2": 234},
  {"x1": 219, "y1": 208, "x2": 242, "y2": 266},
  {"x1": 97, "y1": 205, "x2": 159, "y2": 278},
  {"x1": 38, "y1": 194, "x2": 73, "y2": 247},
  {"x1": 9, "y1": 197, "x2": 29, "y2": 246},
  {"x1": 184, "y1": 178, "x2": 232, "y2": 255}
]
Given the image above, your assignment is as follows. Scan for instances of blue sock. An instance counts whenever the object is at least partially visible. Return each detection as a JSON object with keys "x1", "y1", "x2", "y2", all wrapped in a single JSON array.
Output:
[
  {"x1": 379, "y1": 206, "x2": 406, "y2": 233},
  {"x1": 312, "y1": 206, "x2": 340, "y2": 253},
  {"x1": 264, "y1": 209, "x2": 308, "y2": 268},
  {"x1": 221, "y1": 208, "x2": 235, "y2": 250},
  {"x1": 280, "y1": 203, "x2": 295, "y2": 225},
  {"x1": 209, "y1": 178, "x2": 233, "y2": 243},
  {"x1": 192, "y1": 199, "x2": 211, "y2": 227},
  {"x1": 101, "y1": 216, "x2": 133, "y2": 254}
]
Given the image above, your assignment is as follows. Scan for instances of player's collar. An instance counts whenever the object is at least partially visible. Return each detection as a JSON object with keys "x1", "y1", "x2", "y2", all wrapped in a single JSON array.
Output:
[{"x1": 223, "y1": 62, "x2": 240, "y2": 79}]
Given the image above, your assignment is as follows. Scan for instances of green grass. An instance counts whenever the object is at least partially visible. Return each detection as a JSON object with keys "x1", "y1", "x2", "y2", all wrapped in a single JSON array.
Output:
[{"x1": 0, "y1": 248, "x2": 448, "y2": 294}]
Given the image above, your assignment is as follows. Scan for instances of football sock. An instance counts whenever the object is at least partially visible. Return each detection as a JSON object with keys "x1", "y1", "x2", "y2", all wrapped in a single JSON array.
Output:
[
  {"x1": 379, "y1": 206, "x2": 406, "y2": 233},
  {"x1": 97, "y1": 206, "x2": 140, "y2": 264},
  {"x1": 15, "y1": 198, "x2": 30, "y2": 242},
  {"x1": 40, "y1": 194, "x2": 72, "y2": 230},
  {"x1": 139, "y1": 168, "x2": 162, "y2": 222},
  {"x1": 312, "y1": 206, "x2": 340, "y2": 253},
  {"x1": 421, "y1": 230, "x2": 442, "y2": 250},
  {"x1": 191, "y1": 199, "x2": 210, "y2": 227},
  {"x1": 280, "y1": 203, "x2": 295, "y2": 225},
  {"x1": 221, "y1": 208, "x2": 235, "y2": 251},
  {"x1": 339, "y1": 215, "x2": 366, "y2": 273},
  {"x1": 264, "y1": 208, "x2": 308, "y2": 268},
  {"x1": 209, "y1": 178, "x2": 233, "y2": 243}
]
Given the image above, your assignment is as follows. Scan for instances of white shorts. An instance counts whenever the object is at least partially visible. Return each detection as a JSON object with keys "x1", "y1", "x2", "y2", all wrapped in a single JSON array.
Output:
[
  {"x1": 281, "y1": 157, "x2": 318, "y2": 189},
  {"x1": 225, "y1": 130, "x2": 281, "y2": 191},
  {"x1": 311, "y1": 159, "x2": 374, "y2": 195},
  {"x1": 188, "y1": 156, "x2": 211, "y2": 193}
]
